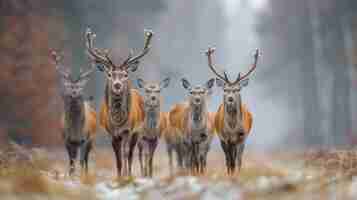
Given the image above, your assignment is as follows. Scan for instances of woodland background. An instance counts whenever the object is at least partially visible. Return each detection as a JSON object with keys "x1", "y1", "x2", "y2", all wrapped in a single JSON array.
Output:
[{"x1": 0, "y1": 0, "x2": 357, "y2": 150}]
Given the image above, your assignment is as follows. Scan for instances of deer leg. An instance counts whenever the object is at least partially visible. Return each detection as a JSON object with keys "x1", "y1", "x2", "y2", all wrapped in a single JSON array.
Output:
[
  {"x1": 144, "y1": 147, "x2": 149, "y2": 177},
  {"x1": 228, "y1": 143, "x2": 235, "y2": 175},
  {"x1": 66, "y1": 141, "x2": 78, "y2": 176},
  {"x1": 149, "y1": 138, "x2": 158, "y2": 177},
  {"x1": 112, "y1": 136, "x2": 122, "y2": 177},
  {"x1": 167, "y1": 144, "x2": 174, "y2": 175},
  {"x1": 84, "y1": 140, "x2": 93, "y2": 173},
  {"x1": 203, "y1": 155, "x2": 207, "y2": 173},
  {"x1": 138, "y1": 141, "x2": 144, "y2": 177},
  {"x1": 176, "y1": 143, "x2": 184, "y2": 170},
  {"x1": 198, "y1": 154, "x2": 204, "y2": 175},
  {"x1": 181, "y1": 141, "x2": 189, "y2": 172},
  {"x1": 147, "y1": 152, "x2": 152, "y2": 177},
  {"x1": 190, "y1": 142, "x2": 196, "y2": 174},
  {"x1": 237, "y1": 142, "x2": 245, "y2": 172},
  {"x1": 187, "y1": 142, "x2": 194, "y2": 174},
  {"x1": 80, "y1": 139, "x2": 92, "y2": 174},
  {"x1": 194, "y1": 143, "x2": 200, "y2": 174},
  {"x1": 128, "y1": 133, "x2": 138, "y2": 176},
  {"x1": 220, "y1": 140, "x2": 231, "y2": 175},
  {"x1": 121, "y1": 131, "x2": 130, "y2": 176},
  {"x1": 231, "y1": 143, "x2": 238, "y2": 175}
]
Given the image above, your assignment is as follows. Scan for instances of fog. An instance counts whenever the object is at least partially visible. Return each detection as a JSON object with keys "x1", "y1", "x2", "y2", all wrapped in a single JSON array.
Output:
[{"x1": 1, "y1": 0, "x2": 356, "y2": 151}]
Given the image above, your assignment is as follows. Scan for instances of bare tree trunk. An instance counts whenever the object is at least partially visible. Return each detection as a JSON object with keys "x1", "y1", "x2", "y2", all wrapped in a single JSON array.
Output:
[
  {"x1": 324, "y1": 8, "x2": 352, "y2": 147},
  {"x1": 300, "y1": 0, "x2": 322, "y2": 147}
]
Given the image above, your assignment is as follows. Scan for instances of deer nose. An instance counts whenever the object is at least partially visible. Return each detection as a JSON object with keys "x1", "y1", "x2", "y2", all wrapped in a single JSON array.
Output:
[
  {"x1": 228, "y1": 96, "x2": 234, "y2": 102},
  {"x1": 114, "y1": 83, "x2": 122, "y2": 90},
  {"x1": 151, "y1": 96, "x2": 156, "y2": 101}
]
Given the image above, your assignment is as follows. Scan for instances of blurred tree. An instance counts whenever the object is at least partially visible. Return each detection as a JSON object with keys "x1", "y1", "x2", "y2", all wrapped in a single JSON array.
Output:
[
  {"x1": 256, "y1": 0, "x2": 356, "y2": 148},
  {"x1": 0, "y1": 0, "x2": 65, "y2": 146}
]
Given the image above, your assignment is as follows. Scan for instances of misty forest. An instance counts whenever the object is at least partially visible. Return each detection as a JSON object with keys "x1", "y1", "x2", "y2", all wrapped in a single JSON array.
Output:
[{"x1": 1, "y1": 0, "x2": 357, "y2": 199}]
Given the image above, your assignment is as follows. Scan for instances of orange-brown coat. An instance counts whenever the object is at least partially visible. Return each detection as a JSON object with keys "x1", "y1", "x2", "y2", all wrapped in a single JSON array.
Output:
[
  {"x1": 159, "y1": 112, "x2": 169, "y2": 138},
  {"x1": 61, "y1": 102, "x2": 97, "y2": 140},
  {"x1": 166, "y1": 104, "x2": 216, "y2": 141},
  {"x1": 214, "y1": 103, "x2": 253, "y2": 139}
]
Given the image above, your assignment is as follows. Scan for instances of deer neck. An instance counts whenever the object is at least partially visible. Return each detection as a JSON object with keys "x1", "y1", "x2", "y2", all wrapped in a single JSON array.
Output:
[
  {"x1": 64, "y1": 96, "x2": 85, "y2": 132},
  {"x1": 106, "y1": 82, "x2": 131, "y2": 127},
  {"x1": 144, "y1": 106, "x2": 160, "y2": 130},
  {"x1": 190, "y1": 102, "x2": 207, "y2": 130},
  {"x1": 224, "y1": 95, "x2": 243, "y2": 130}
]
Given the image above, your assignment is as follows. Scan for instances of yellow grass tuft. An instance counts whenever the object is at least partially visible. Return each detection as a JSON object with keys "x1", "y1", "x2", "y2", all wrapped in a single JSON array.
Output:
[{"x1": 80, "y1": 171, "x2": 97, "y2": 186}]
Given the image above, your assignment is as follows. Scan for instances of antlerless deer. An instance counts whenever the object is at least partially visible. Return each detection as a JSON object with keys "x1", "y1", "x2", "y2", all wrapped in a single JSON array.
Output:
[
  {"x1": 168, "y1": 77, "x2": 216, "y2": 174},
  {"x1": 135, "y1": 78, "x2": 170, "y2": 177}
]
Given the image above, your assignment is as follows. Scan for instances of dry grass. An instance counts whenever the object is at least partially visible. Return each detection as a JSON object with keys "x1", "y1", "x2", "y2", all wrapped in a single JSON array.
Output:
[
  {"x1": 0, "y1": 143, "x2": 96, "y2": 199},
  {"x1": 2, "y1": 143, "x2": 357, "y2": 200}
]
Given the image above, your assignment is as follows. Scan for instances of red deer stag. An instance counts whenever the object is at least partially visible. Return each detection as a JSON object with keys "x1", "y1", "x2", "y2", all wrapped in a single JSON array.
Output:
[
  {"x1": 205, "y1": 47, "x2": 259, "y2": 175},
  {"x1": 51, "y1": 50, "x2": 97, "y2": 176},
  {"x1": 85, "y1": 28, "x2": 153, "y2": 177}
]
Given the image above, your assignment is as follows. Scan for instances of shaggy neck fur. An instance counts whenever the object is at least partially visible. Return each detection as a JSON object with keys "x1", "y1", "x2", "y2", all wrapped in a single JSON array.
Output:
[
  {"x1": 144, "y1": 106, "x2": 160, "y2": 130},
  {"x1": 190, "y1": 101, "x2": 207, "y2": 130},
  {"x1": 224, "y1": 94, "x2": 243, "y2": 129},
  {"x1": 63, "y1": 96, "x2": 85, "y2": 138},
  {"x1": 106, "y1": 81, "x2": 131, "y2": 127}
]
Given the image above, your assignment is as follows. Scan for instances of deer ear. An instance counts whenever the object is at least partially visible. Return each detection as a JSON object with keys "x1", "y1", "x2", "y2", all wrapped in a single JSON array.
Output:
[
  {"x1": 215, "y1": 78, "x2": 225, "y2": 87},
  {"x1": 181, "y1": 78, "x2": 191, "y2": 90},
  {"x1": 128, "y1": 61, "x2": 139, "y2": 72},
  {"x1": 96, "y1": 63, "x2": 105, "y2": 72},
  {"x1": 239, "y1": 78, "x2": 249, "y2": 88},
  {"x1": 205, "y1": 78, "x2": 215, "y2": 90},
  {"x1": 160, "y1": 77, "x2": 170, "y2": 89},
  {"x1": 136, "y1": 78, "x2": 145, "y2": 88}
]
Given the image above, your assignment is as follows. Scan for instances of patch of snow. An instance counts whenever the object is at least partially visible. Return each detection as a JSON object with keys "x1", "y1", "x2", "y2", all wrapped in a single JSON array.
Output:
[
  {"x1": 349, "y1": 176, "x2": 357, "y2": 198},
  {"x1": 96, "y1": 182, "x2": 139, "y2": 200}
]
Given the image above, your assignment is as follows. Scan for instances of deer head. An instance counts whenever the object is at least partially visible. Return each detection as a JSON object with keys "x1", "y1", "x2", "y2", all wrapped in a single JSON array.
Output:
[
  {"x1": 51, "y1": 50, "x2": 95, "y2": 99},
  {"x1": 86, "y1": 27, "x2": 153, "y2": 95},
  {"x1": 181, "y1": 78, "x2": 215, "y2": 110},
  {"x1": 136, "y1": 78, "x2": 170, "y2": 109},
  {"x1": 205, "y1": 47, "x2": 259, "y2": 109}
]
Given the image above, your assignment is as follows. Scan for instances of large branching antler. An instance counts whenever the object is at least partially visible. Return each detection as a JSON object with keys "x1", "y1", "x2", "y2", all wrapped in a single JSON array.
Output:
[
  {"x1": 206, "y1": 47, "x2": 260, "y2": 85},
  {"x1": 50, "y1": 50, "x2": 70, "y2": 80},
  {"x1": 205, "y1": 47, "x2": 230, "y2": 83},
  {"x1": 121, "y1": 29, "x2": 153, "y2": 71},
  {"x1": 78, "y1": 62, "x2": 96, "y2": 81},
  {"x1": 232, "y1": 48, "x2": 260, "y2": 85},
  {"x1": 85, "y1": 27, "x2": 115, "y2": 73}
]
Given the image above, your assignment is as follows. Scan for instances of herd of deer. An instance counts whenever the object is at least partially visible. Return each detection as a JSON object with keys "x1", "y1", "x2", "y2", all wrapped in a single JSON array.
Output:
[{"x1": 51, "y1": 28, "x2": 260, "y2": 178}]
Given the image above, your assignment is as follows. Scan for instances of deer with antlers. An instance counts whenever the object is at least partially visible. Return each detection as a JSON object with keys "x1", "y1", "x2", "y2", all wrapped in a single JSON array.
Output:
[
  {"x1": 205, "y1": 47, "x2": 259, "y2": 175},
  {"x1": 135, "y1": 78, "x2": 170, "y2": 177},
  {"x1": 168, "y1": 78, "x2": 216, "y2": 174},
  {"x1": 51, "y1": 50, "x2": 97, "y2": 176},
  {"x1": 85, "y1": 28, "x2": 152, "y2": 177}
]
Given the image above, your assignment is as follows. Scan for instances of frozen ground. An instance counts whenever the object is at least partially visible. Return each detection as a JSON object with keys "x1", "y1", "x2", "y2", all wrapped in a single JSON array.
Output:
[{"x1": 1, "y1": 142, "x2": 357, "y2": 200}]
